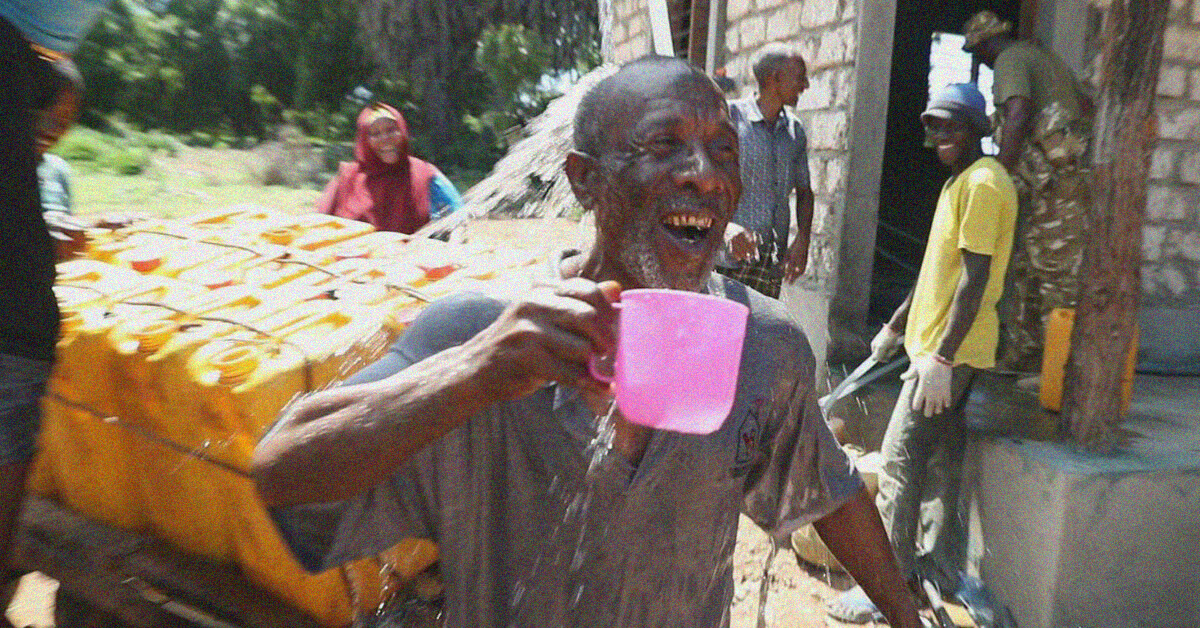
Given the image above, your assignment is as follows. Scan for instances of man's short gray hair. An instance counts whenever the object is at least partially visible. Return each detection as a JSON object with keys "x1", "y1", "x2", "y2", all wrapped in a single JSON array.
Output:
[{"x1": 751, "y1": 43, "x2": 805, "y2": 86}]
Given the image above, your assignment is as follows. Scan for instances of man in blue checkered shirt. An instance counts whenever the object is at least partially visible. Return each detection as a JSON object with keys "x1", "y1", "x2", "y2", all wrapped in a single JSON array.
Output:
[{"x1": 717, "y1": 43, "x2": 814, "y2": 299}]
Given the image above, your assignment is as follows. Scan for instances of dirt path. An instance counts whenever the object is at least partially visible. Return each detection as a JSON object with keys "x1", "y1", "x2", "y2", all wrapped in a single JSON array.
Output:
[{"x1": 7, "y1": 519, "x2": 871, "y2": 628}]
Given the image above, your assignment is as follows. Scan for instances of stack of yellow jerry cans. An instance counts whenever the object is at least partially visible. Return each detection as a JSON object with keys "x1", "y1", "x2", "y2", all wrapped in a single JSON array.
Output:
[{"x1": 31, "y1": 207, "x2": 543, "y2": 626}]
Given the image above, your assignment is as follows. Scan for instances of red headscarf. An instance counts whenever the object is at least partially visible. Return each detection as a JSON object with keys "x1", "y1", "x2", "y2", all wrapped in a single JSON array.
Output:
[{"x1": 316, "y1": 103, "x2": 437, "y2": 234}]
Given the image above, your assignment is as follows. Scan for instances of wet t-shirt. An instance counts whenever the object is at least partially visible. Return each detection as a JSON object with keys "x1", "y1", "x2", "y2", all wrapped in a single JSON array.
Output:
[{"x1": 269, "y1": 275, "x2": 862, "y2": 628}]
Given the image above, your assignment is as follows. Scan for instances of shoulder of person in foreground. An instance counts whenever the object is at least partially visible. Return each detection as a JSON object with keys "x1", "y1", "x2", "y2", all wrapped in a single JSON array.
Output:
[
  {"x1": 723, "y1": 274, "x2": 817, "y2": 376},
  {"x1": 342, "y1": 289, "x2": 510, "y2": 387}
]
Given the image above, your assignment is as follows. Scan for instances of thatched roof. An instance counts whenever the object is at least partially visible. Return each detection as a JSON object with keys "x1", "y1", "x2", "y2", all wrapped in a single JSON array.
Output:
[{"x1": 419, "y1": 64, "x2": 617, "y2": 235}]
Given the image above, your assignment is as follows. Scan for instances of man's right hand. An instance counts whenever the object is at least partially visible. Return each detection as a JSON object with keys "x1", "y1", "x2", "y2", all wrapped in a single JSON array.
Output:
[
  {"x1": 465, "y1": 278, "x2": 622, "y2": 400},
  {"x1": 870, "y1": 324, "x2": 904, "y2": 362},
  {"x1": 724, "y1": 223, "x2": 759, "y2": 263}
]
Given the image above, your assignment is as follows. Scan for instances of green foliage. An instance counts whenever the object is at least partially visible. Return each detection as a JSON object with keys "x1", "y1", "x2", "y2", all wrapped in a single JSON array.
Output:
[
  {"x1": 357, "y1": 0, "x2": 601, "y2": 169},
  {"x1": 69, "y1": 0, "x2": 601, "y2": 186},
  {"x1": 50, "y1": 126, "x2": 165, "y2": 175},
  {"x1": 468, "y1": 24, "x2": 555, "y2": 148},
  {"x1": 75, "y1": 0, "x2": 371, "y2": 140}
]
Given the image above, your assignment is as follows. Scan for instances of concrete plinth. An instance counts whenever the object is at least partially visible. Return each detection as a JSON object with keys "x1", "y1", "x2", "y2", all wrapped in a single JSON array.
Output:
[{"x1": 974, "y1": 376, "x2": 1200, "y2": 628}]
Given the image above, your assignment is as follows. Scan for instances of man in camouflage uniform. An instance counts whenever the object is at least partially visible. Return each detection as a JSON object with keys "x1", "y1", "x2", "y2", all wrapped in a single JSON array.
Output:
[{"x1": 963, "y1": 10, "x2": 1093, "y2": 372}]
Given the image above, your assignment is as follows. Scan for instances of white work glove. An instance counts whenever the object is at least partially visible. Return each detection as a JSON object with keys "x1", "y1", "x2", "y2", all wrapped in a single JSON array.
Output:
[
  {"x1": 902, "y1": 354, "x2": 954, "y2": 418},
  {"x1": 870, "y1": 324, "x2": 904, "y2": 362}
]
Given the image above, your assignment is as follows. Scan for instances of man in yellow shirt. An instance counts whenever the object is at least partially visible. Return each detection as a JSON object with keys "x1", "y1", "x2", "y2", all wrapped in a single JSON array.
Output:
[{"x1": 829, "y1": 83, "x2": 1016, "y2": 623}]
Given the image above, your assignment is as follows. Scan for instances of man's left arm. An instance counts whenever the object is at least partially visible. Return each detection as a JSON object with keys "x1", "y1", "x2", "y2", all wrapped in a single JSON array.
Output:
[
  {"x1": 741, "y1": 329, "x2": 921, "y2": 628},
  {"x1": 935, "y1": 250, "x2": 990, "y2": 361},
  {"x1": 815, "y1": 491, "x2": 923, "y2": 628},
  {"x1": 784, "y1": 184, "x2": 813, "y2": 281},
  {"x1": 783, "y1": 121, "x2": 813, "y2": 281}
]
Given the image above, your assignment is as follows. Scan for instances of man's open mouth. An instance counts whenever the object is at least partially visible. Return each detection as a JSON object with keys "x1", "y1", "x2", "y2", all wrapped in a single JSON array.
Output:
[{"x1": 661, "y1": 213, "x2": 713, "y2": 245}]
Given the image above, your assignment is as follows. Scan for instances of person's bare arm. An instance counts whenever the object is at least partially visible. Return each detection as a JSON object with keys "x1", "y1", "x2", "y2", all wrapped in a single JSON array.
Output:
[
  {"x1": 888, "y1": 289, "x2": 914, "y2": 334},
  {"x1": 253, "y1": 280, "x2": 619, "y2": 507},
  {"x1": 996, "y1": 95, "x2": 1033, "y2": 172},
  {"x1": 814, "y1": 489, "x2": 923, "y2": 628},
  {"x1": 934, "y1": 250, "x2": 990, "y2": 361},
  {"x1": 783, "y1": 184, "x2": 814, "y2": 281}
]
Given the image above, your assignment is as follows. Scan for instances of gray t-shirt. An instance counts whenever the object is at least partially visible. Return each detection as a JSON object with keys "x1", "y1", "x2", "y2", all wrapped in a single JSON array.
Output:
[{"x1": 269, "y1": 275, "x2": 861, "y2": 628}]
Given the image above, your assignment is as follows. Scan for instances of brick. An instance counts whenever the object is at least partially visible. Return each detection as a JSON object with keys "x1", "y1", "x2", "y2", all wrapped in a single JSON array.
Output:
[
  {"x1": 1162, "y1": 263, "x2": 1190, "y2": 295},
  {"x1": 815, "y1": 27, "x2": 848, "y2": 66},
  {"x1": 841, "y1": 22, "x2": 858, "y2": 62},
  {"x1": 823, "y1": 155, "x2": 846, "y2": 195},
  {"x1": 1180, "y1": 152, "x2": 1200, "y2": 184},
  {"x1": 1159, "y1": 107, "x2": 1200, "y2": 141},
  {"x1": 1147, "y1": 185, "x2": 1191, "y2": 220},
  {"x1": 728, "y1": 0, "x2": 752, "y2": 21},
  {"x1": 1179, "y1": 230, "x2": 1200, "y2": 262},
  {"x1": 814, "y1": 0, "x2": 840, "y2": 26},
  {"x1": 807, "y1": 158, "x2": 826, "y2": 195},
  {"x1": 740, "y1": 15, "x2": 767, "y2": 50},
  {"x1": 1142, "y1": 263, "x2": 1160, "y2": 294},
  {"x1": 1164, "y1": 26, "x2": 1200, "y2": 62},
  {"x1": 808, "y1": 110, "x2": 849, "y2": 150},
  {"x1": 726, "y1": 23, "x2": 741, "y2": 52},
  {"x1": 1159, "y1": 65, "x2": 1189, "y2": 98},
  {"x1": 833, "y1": 67, "x2": 854, "y2": 107},
  {"x1": 800, "y1": 1, "x2": 822, "y2": 29},
  {"x1": 1144, "y1": 224, "x2": 1168, "y2": 263},
  {"x1": 841, "y1": 0, "x2": 856, "y2": 21},
  {"x1": 1151, "y1": 147, "x2": 1177, "y2": 179},
  {"x1": 797, "y1": 33, "x2": 819, "y2": 62},
  {"x1": 1192, "y1": 69, "x2": 1200, "y2": 102},
  {"x1": 1194, "y1": 0, "x2": 1200, "y2": 25},
  {"x1": 757, "y1": 0, "x2": 787, "y2": 11},
  {"x1": 798, "y1": 71, "x2": 833, "y2": 109},
  {"x1": 784, "y1": 2, "x2": 804, "y2": 32},
  {"x1": 767, "y1": 8, "x2": 797, "y2": 41}
]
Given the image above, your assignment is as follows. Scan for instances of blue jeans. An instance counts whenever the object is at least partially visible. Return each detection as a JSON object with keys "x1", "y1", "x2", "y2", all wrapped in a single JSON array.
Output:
[{"x1": 0, "y1": 353, "x2": 52, "y2": 465}]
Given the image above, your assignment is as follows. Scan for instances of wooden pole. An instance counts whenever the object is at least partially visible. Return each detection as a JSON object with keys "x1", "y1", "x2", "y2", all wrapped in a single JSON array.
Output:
[{"x1": 1062, "y1": 0, "x2": 1170, "y2": 452}]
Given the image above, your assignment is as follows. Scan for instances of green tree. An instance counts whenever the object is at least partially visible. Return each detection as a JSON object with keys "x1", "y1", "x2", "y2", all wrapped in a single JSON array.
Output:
[
  {"x1": 75, "y1": 0, "x2": 372, "y2": 142},
  {"x1": 357, "y1": 0, "x2": 601, "y2": 167},
  {"x1": 468, "y1": 24, "x2": 552, "y2": 148}
]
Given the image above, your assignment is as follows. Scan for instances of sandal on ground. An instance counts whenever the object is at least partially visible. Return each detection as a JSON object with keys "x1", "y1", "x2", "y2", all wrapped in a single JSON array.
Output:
[{"x1": 826, "y1": 585, "x2": 883, "y2": 624}]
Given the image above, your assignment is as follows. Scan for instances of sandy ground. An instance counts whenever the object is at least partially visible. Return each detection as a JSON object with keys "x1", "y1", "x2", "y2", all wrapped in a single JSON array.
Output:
[{"x1": 6, "y1": 519, "x2": 877, "y2": 628}]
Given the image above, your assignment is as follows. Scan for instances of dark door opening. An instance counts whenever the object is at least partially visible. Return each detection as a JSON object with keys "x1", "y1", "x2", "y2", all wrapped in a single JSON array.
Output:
[{"x1": 868, "y1": 0, "x2": 1024, "y2": 324}]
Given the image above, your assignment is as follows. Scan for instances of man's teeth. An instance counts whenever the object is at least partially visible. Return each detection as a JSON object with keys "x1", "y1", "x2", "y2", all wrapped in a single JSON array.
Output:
[{"x1": 662, "y1": 214, "x2": 713, "y2": 229}]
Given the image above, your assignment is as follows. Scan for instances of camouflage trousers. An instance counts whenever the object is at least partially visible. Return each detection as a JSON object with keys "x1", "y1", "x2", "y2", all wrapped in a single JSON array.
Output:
[{"x1": 1000, "y1": 146, "x2": 1091, "y2": 372}]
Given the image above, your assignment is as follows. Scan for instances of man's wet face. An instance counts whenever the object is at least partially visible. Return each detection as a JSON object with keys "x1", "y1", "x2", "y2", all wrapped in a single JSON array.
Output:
[{"x1": 592, "y1": 69, "x2": 740, "y2": 291}]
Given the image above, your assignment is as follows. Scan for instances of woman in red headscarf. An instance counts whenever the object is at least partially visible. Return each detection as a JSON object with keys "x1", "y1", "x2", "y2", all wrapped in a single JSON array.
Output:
[{"x1": 317, "y1": 103, "x2": 461, "y2": 234}]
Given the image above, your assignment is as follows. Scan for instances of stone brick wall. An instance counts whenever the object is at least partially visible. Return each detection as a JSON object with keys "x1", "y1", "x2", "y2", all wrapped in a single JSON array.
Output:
[
  {"x1": 1138, "y1": 0, "x2": 1200, "y2": 306},
  {"x1": 606, "y1": 0, "x2": 653, "y2": 64},
  {"x1": 723, "y1": 0, "x2": 859, "y2": 291}
]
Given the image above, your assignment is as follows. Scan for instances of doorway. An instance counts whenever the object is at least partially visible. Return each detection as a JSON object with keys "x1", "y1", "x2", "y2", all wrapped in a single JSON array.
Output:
[{"x1": 867, "y1": 0, "x2": 1024, "y2": 324}]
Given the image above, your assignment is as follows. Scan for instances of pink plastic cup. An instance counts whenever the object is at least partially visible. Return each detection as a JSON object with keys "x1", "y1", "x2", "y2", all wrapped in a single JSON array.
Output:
[{"x1": 589, "y1": 289, "x2": 749, "y2": 434}]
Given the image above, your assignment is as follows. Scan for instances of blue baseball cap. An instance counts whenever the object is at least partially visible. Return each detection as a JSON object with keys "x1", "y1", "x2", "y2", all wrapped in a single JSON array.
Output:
[{"x1": 922, "y1": 83, "x2": 990, "y2": 135}]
